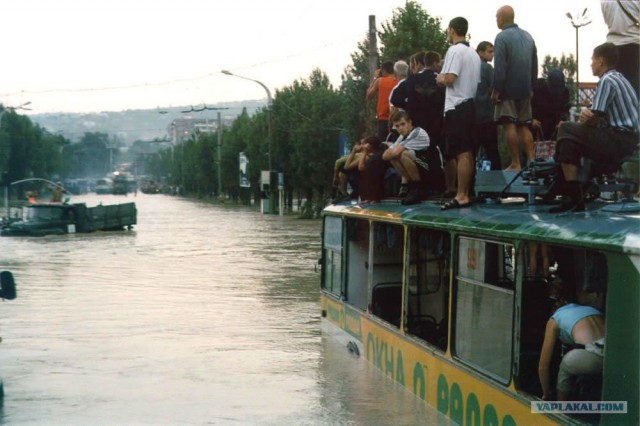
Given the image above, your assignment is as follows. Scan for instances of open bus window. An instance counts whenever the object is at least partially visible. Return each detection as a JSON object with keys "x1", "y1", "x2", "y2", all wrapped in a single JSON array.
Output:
[
  {"x1": 518, "y1": 244, "x2": 607, "y2": 403},
  {"x1": 454, "y1": 237, "x2": 515, "y2": 383},
  {"x1": 322, "y1": 216, "x2": 344, "y2": 298},
  {"x1": 369, "y1": 222, "x2": 404, "y2": 327},
  {"x1": 405, "y1": 227, "x2": 450, "y2": 351},
  {"x1": 344, "y1": 218, "x2": 371, "y2": 310}
]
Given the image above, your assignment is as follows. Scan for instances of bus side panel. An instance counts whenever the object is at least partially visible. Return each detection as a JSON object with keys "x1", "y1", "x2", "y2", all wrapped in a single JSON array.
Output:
[
  {"x1": 602, "y1": 254, "x2": 639, "y2": 426},
  {"x1": 321, "y1": 294, "x2": 561, "y2": 426}
]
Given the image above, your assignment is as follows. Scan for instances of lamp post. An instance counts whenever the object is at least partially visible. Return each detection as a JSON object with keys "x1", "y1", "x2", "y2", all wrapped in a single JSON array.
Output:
[
  {"x1": 221, "y1": 70, "x2": 276, "y2": 214},
  {"x1": 566, "y1": 9, "x2": 592, "y2": 109}
]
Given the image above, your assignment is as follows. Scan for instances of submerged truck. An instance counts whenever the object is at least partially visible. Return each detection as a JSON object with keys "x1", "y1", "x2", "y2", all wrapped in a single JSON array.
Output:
[{"x1": 1, "y1": 202, "x2": 137, "y2": 236}]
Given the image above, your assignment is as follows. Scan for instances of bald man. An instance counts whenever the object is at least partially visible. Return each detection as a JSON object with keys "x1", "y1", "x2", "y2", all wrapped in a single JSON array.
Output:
[{"x1": 492, "y1": 5, "x2": 538, "y2": 171}]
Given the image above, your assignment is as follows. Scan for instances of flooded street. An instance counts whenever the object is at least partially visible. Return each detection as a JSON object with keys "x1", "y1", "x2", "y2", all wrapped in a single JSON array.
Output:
[{"x1": 0, "y1": 194, "x2": 441, "y2": 425}]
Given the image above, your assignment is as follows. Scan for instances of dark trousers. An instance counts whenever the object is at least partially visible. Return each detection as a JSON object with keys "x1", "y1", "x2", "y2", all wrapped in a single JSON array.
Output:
[
  {"x1": 476, "y1": 121, "x2": 501, "y2": 170},
  {"x1": 556, "y1": 121, "x2": 637, "y2": 171},
  {"x1": 377, "y1": 120, "x2": 390, "y2": 141},
  {"x1": 617, "y1": 43, "x2": 640, "y2": 93}
]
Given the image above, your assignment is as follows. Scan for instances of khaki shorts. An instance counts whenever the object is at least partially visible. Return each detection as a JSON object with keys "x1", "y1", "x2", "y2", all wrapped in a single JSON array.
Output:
[{"x1": 494, "y1": 97, "x2": 532, "y2": 125}]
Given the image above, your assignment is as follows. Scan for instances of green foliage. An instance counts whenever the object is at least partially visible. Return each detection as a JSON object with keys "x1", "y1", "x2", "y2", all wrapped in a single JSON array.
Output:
[
  {"x1": 542, "y1": 53, "x2": 578, "y2": 102},
  {"x1": 379, "y1": 0, "x2": 448, "y2": 62},
  {"x1": 0, "y1": 109, "x2": 67, "y2": 187},
  {"x1": 65, "y1": 132, "x2": 111, "y2": 178},
  {"x1": 272, "y1": 69, "x2": 344, "y2": 204}
]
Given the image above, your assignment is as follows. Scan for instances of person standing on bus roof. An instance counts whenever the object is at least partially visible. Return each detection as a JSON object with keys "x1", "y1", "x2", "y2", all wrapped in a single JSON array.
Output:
[
  {"x1": 389, "y1": 60, "x2": 409, "y2": 125},
  {"x1": 601, "y1": 0, "x2": 639, "y2": 93},
  {"x1": 550, "y1": 42, "x2": 639, "y2": 213},
  {"x1": 436, "y1": 16, "x2": 480, "y2": 210},
  {"x1": 366, "y1": 61, "x2": 398, "y2": 141},
  {"x1": 539, "y1": 282, "x2": 605, "y2": 401},
  {"x1": 475, "y1": 41, "x2": 501, "y2": 170},
  {"x1": 492, "y1": 5, "x2": 538, "y2": 172}
]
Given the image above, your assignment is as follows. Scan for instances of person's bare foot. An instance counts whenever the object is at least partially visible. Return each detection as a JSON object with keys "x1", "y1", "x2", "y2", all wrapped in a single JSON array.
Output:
[{"x1": 503, "y1": 165, "x2": 521, "y2": 172}]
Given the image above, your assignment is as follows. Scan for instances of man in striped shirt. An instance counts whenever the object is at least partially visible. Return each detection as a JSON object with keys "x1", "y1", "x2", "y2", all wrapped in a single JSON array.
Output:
[{"x1": 551, "y1": 42, "x2": 639, "y2": 213}]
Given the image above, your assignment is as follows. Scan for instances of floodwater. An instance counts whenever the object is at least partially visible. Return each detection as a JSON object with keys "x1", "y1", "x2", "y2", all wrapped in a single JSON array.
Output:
[{"x1": 0, "y1": 193, "x2": 445, "y2": 425}]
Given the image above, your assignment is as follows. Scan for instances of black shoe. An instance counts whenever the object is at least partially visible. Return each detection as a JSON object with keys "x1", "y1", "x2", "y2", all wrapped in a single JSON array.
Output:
[
  {"x1": 401, "y1": 192, "x2": 421, "y2": 205},
  {"x1": 401, "y1": 182, "x2": 421, "y2": 205},
  {"x1": 549, "y1": 181, "x2": 585, "y2": 213},
  {"x1": 398, "y1": 184, "x2": 409, "y2": 197}
]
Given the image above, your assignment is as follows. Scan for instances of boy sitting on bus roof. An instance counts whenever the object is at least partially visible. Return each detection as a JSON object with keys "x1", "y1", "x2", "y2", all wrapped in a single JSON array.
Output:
[{"x1": 382, "y1": 109, "x2": 430, "y2": 205}]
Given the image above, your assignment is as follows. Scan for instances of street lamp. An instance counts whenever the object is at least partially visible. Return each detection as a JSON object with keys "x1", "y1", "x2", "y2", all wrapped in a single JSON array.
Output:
[
  {"x1": 221, "y1": 70, "x2": 276, "y2": 214},
  {"x1": 566, "y1": 9, "x2": 592, "y2": 109}
]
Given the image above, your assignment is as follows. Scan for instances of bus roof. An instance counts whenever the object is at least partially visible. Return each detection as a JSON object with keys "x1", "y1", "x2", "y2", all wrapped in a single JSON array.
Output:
[{"x1": 323, "y1": 200, "x2": 640, "y2": 255}]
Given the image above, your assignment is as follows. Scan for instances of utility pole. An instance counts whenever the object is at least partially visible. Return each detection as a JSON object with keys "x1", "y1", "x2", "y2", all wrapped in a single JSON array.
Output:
[
  {"x1": 368, "y1": 15, "x2": 378, "y2": 83},
  {"x1": 217, "y1": 111, "x2": 222, "y2": 197}
]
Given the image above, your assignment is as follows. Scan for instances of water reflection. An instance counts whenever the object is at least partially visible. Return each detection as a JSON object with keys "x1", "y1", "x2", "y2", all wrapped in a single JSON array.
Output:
[{"x1": 0, "y1": 194, "x2": 441, "y2": 425}]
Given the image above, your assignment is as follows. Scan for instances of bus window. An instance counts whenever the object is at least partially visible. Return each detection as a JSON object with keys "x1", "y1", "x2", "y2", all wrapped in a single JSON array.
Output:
[
  {"x1": 369, "y1": 222, "x2": 404, "y2": 327},
  {"x1": 518, "y1": 245, "x2": 607, "y2": 404},
  {"x1": 454, "y1": 237, "x2": 515, "y2": 383},
  {"x1": 344, "y1": 218, "x2": 370, "y2": 310},
  {"x1": 405, "y1": 228, "x2": 450, "y2": 351},
  {"x1": 322, "y1": 216, "x2": 344, "y2": 298}
]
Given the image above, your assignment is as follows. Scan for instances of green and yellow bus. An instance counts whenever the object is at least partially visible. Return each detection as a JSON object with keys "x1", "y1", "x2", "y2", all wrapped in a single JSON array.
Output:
[{"x1": 320, "y1": 199, "x2": 639, "y2": 425}]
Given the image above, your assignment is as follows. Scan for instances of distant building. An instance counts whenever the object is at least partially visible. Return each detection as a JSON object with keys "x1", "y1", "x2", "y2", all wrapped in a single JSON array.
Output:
[{"x1": 168, "y1": 117, "x2": 219, "y2": 145}]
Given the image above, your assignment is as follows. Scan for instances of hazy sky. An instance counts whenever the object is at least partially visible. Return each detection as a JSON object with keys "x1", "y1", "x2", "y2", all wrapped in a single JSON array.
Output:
[{"x1": 1, "y1": 0, "x2": 608, "y2": 114}]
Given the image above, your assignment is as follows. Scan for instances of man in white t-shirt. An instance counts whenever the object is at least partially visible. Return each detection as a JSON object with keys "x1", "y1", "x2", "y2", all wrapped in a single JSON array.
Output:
[
  {"x1": 601, "y1": 0, "x2": 639, "y2": 92},
  {"x1": 436, "y1": 16, "x2": 481, "y2": 210}
]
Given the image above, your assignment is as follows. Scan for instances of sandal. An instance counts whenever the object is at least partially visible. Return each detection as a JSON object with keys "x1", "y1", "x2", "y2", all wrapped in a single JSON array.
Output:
[{"x1": 441, "y1": 198, "x2": 471, "y2": 210}]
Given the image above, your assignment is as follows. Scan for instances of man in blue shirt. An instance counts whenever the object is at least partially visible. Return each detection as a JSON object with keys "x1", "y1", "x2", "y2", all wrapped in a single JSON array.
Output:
[
  {"x1": 551, "y1": 43, "x2": 639, "y2": 213},
  {"x1": 492, "y1": 5, "x2": 538, "y2": 171}
]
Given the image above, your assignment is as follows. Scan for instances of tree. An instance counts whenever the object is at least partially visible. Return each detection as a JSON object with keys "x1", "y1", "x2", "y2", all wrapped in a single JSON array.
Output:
[
  {"x1": 378, "y1": 0, "x2": 448, "y2": 62},
  {"x1": 542, "y1": 53, "x2": 577, "y2": 103},
  {"x1": 0, "y1": 110, "x2": 67, "y2": 185},
  {"x1": 272, "y1": 69, "x2": 344, "y2": 214}
]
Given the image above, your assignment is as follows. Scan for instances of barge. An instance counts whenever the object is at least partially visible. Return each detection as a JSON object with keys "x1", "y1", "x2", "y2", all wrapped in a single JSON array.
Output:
[{"x1": 1, "y1": 202, "x2": 137, "y2": 236}]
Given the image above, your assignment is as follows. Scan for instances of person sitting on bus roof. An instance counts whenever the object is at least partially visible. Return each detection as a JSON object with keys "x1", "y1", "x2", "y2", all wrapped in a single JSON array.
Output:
[
  {"x1": 332, "y1": 153, "x2": 359, "y2": 202},
  {"x1": 345, "y1": 135, "x2": 388, "y2": 204},
  {"x1": 550, "y1": 42, "x2": 639, "y2": 213},
  {"x1": 382, "y1": 109, "x2": 430, "y2": 205},
  {"x1": 538, "y1": 281, "x2": 605, "y2": 401}
]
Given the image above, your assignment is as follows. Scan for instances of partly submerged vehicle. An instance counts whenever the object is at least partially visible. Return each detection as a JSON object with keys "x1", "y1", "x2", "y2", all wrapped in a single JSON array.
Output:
[
  {"x1": 0, "y1": 270, "x2": 17, "y2": 398},
  {"x1": 1, "y1": 202, "x2": 137, "y2": 236},
  {"x1": 94, "y1": 178, "x2": 113, "y2": 195},
  {"x1": 320, "y1": 196, "x2": 639, "y2": 425}
]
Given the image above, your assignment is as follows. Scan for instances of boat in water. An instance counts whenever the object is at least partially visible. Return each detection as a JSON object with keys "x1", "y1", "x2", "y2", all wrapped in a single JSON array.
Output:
[{"x1": 1, "y1": 202, "x2": 137, "y2": 236}]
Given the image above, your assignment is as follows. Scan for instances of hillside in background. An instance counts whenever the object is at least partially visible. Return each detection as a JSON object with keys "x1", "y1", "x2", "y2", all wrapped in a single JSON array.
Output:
[{"x1": 28, "y1": 100, "x2": 264, "y2": 144}]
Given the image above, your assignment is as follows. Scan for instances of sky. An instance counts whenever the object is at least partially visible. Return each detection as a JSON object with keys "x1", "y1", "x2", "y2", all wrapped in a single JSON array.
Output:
[{"x1": 0, "y1": 0, "x2": 609, "y2": 114}]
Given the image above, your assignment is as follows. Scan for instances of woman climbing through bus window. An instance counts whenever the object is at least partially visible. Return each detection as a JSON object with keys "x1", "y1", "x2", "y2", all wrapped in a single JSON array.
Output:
[{"x1": 538, "y1": 280, "x2": 605, "y2": 401}]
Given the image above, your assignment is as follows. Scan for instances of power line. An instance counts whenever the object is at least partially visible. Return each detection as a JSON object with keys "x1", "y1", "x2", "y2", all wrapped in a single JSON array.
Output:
[{"x1": 1, "y1": 37, "x2": 358, "y2": 98}]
